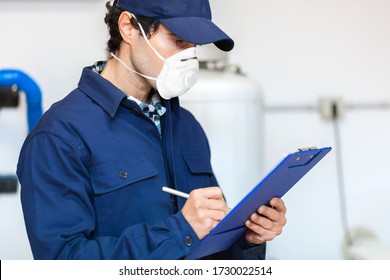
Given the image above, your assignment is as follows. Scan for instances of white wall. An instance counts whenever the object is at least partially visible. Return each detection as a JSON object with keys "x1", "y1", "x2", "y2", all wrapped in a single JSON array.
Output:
[
  {"x1": 210, "y1": 0, "x2": 390, "y2": 259},
  {"x1": 1, "y1": 0, "x2": 389, "y2": 259}
]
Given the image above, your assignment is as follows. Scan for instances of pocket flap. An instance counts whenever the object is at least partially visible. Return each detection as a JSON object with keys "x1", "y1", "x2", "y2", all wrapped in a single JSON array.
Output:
[
  {"x1": 91, "y1": 154, "x2": 158, "y2": 195},
  {"x1": 181, "y1": 151, "x2": 213, "y2": 174}
]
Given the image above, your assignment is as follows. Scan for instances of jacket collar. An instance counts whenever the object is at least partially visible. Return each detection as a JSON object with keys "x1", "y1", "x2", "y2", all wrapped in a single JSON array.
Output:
[
  {"x1": 78, "y1": 66, "x2": 181, "y2": 118},
  {"x1": 78, "y1": 66, "x2": 126, "y2": 118}
]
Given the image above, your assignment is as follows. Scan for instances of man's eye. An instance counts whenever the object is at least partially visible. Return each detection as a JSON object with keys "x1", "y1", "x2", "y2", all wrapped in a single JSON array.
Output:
[{"x1": 175, "y1": 40, "x2": 185, "y2": 45}]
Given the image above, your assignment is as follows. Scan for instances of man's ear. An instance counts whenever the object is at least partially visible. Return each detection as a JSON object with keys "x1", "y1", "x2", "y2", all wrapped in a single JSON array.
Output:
[{"x1": 118, "y1": 11, "x2": 134, "y2": 44}]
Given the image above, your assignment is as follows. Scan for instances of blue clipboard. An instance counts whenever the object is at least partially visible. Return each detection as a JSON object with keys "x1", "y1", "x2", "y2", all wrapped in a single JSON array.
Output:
[{"x1": 185, "y1": 146, "x2": 332, "y2": 260}]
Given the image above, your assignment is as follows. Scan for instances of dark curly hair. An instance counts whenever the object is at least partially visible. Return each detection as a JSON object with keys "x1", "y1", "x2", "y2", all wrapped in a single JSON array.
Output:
[{"x1": 104, "y1": 1, "x2": 161, "y2": 54}]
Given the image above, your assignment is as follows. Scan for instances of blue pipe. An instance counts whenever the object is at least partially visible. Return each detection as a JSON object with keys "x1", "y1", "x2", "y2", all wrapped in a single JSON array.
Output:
[{"x1": 0, "y1": 69, "x2": 43, "y2": 132}]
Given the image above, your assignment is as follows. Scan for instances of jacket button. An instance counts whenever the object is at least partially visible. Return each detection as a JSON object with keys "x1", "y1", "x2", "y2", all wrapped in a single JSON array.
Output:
[
  {"x1": 184, "y1": 235, "x2": 193, "y2": 246},
  {"x1": 119, "y1": 169, "x2": 128, "y2": 179}
]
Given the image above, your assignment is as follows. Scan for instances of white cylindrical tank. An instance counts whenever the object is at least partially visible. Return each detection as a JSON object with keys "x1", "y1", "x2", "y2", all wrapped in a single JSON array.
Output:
[{"x1": 180, "y1": 46, "x2": 264, "y2": 207}]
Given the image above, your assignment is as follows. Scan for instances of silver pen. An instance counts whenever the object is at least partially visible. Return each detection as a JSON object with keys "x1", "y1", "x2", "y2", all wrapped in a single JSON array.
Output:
[
  {"x1": 162, "y1": 186, "x2": 190, "y2": 199},
  {"x1": 162, "y1": 186, "x2": 231, "y2": 210}
]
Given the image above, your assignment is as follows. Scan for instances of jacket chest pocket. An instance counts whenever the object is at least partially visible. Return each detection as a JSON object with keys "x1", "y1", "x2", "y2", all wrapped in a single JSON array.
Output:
[
  {"x1": 90, "y1": 154, "x2": 158, "y2": 195},
  {"x1": 181, "y1": 151, "x2": 214, "y2": 189}
]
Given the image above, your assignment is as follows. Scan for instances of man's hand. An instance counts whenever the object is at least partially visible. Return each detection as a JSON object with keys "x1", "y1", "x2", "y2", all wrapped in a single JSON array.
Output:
[
  {"x1": 181, "y1": 187, "x2": 229, "y2": 239},
  {"x1": 244, "y1": 197, "x2": 287, "y2": 244}
]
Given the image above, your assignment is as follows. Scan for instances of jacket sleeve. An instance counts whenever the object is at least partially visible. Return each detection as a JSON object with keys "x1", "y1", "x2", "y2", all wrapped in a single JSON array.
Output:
[{"x1": 17, "y1": 132, "x2": 200, "y2": 260}]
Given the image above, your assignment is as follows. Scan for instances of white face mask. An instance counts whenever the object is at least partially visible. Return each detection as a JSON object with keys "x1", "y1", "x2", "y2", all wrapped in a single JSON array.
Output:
[{"x1": 111, "y1": 14, "x2": 199, "y2": 100}]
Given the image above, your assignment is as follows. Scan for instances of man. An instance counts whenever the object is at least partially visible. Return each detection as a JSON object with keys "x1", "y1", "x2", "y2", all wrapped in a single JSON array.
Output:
[{"x1": 17, "y1": 0, "x2": 287, "y2": 259}]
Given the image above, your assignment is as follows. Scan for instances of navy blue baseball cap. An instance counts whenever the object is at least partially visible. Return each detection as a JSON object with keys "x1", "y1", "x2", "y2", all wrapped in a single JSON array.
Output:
[{"x1": 113, "y1": 0, "x2": 234, "y2": 51}]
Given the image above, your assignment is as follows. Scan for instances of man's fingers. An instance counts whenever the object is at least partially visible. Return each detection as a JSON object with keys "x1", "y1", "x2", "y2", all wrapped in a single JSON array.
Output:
[
  {"x1": 190, "y1": 186, "x2": 224, "y2": 200},
  {"x1": 190, "y1": 187, "x2": 229, "y2": 213},
  {"x1": 269, "y1": 197, "x2": 287, "y2": 214}
]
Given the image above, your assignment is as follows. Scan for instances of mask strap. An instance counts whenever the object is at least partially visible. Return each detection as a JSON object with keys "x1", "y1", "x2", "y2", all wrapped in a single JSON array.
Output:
[
  {"x1": 131, "y1": 13, "x2": 166, "y2": 62},
  {"x1": 110, "y1": 52, "x2": 157, "y2": 81}
]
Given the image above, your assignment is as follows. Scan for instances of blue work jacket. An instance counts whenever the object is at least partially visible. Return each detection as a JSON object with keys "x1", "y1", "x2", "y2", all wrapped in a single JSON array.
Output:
[{"x1": 17, "y1": 66, "x2": 266, "y2": 260}]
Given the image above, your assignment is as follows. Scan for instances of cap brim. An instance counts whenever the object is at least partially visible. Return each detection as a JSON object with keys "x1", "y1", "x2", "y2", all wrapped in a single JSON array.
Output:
[{"x1": 160, "y1": 17, "x2": 234, "y2": 52}]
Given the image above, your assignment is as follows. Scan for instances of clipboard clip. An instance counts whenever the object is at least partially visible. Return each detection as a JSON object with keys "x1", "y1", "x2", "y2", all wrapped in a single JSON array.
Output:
[
  {"x1": 291, "y1": 147, "x2": 320, "y2": 167},
  {"x1": 297, "y1": 146, "x2": 318, "y2": 152}
]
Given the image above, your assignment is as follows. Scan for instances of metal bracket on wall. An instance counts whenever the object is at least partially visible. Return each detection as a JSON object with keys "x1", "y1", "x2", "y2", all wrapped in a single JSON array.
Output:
[
  {"x1": 0, "y1": 175, "x2": 18, "y2": 193},
  {"x1": 0, "y1": 86, "x2": 19, "y2": 108}
]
